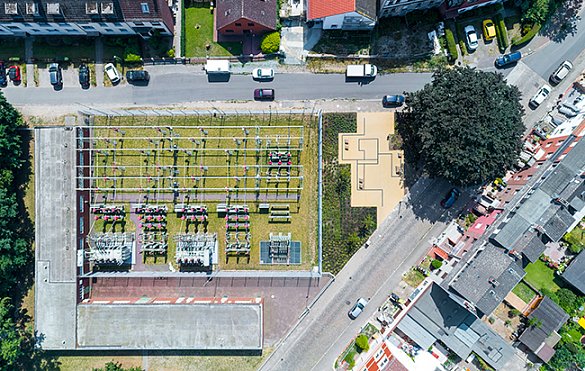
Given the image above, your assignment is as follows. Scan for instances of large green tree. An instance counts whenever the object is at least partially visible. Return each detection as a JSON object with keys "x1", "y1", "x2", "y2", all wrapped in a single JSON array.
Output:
[
  {"x1": 0, "y1": 93, "x2": 24, "y2": 171},
  {"x1": 399, "y1": 67, "x2": 525, "y2": 185},
  {"x1": 0, "y1": 297, "x2": 23, "y2": 370}
]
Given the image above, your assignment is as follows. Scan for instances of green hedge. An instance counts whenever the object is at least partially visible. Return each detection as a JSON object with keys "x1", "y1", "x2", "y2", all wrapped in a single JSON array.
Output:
[
  {"x1": 512, "y1": 24, "x2": 541, "y2": 46},
  {"x1": 495, "y1": 14, "x2": 509, "y2": 51},
  {"x1": 445, "y1": 28, "x2": 458, "y2": 60}
]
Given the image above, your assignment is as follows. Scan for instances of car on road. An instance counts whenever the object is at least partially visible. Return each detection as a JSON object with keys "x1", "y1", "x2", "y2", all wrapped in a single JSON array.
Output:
[
  {"x1": 8, "y1": 66, "x2": 20, "y2": 83},
  {"x1": 104, "y1": 63, "x2": 121, "y2": 84},
  {"x1": 383, "y1": 95, "x2": 405, "y2": 106},
  {"x1": 126, "y1": 70, "x2": 150, "y2": 82},
  {"x1": 441, "y1": 188, "x2": 460, "y2": 208},
  {"x1": 0, "y1": 63, "x2": 6, "y2": 85},
  {"x1": 483, "y1": 19, "x2": 496, "y2": 41},
  {"x1": 348, "y1": 298, "x2": 368, "y2": 319},
  {"x1": 550, "y1": 60, "x2": 572, "y2": 84},
  {"x1": 254, "y1": 88, "x2": 274, "y2": 100},
  {"x1": 464, "y1": 25, "x2": 479, "y2": 51},
  {"x1": 529, "y1": 84, "x2": 551, "y2": 108},
  {"x1": 79, "y1": 64, "x2": 90, "y2": 87},
  {"x1": 495, "y1": 51, "x2": 522, "y2": 67},
  {"x1": 49, "y1": 63, "x2": 62, "y2": 86},
  {"x1": 252, "y1": 68, "x2": 274, "y2": 80}
]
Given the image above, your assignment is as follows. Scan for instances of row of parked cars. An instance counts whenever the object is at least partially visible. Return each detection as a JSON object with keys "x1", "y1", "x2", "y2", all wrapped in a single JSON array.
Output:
[
  {"x1": 529, "y1": 60, "x2": 573, "y2": 108},
  {"x1": 46, "y1": 62, "x2": 150, "y2": 88},
  {"x1": 464, "y1": 19, "x2": 497, "y2": 51}
]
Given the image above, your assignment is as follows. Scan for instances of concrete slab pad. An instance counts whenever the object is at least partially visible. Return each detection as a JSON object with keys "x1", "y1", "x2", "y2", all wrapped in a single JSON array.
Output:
[{"x1": 77, "y1": 303, "x2": 263, "y2": 349}]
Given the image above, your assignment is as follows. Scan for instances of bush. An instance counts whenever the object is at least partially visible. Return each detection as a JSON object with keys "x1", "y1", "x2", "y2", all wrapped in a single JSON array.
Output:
[
  {"x1": 445, "y1": 28, "x2": 458, "y2": 60},
  {"x1": 432, "y1": 259, "x2": 443, "y2": 269},
  {"x1": 489, "y1": 317, "x2": 495, "y2": 324},
  {"x1": 261, "y1": 32, "x2": 280, "y2": 54},
  {"x1": 512, "y1": 24, "x2": 541, "y2": 45},
  {"x1": 509, "y1": 308, "x2": 522, "y2": 317},
  {"x1": 344, "y1": 352, "x2": 356, "y2": 369},
  {"x1": 496, "y1": 14, "x2": 509, "y2": 50},
  {"x1": 124, "y1": 53, "x2": 141, "y2": 62},
  {"x1": 167, "y1": 49, "x2": 175, "y2": 58},
  {"x1": 495, "y1": 3, "x2": 503, "y2": 10},
  {"x1": 356, "y1": 334, "x2": 370, "y2": 352}
]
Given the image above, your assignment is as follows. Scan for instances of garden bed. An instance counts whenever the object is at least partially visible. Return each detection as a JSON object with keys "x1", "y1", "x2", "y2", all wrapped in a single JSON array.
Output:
[
  {"x1": 322, "y1": 113, "x2": 377, "y2": 274},
  {"x1": 0, "y1": 38, "x2": 26, "y2": 61},
  {"x1": 33, "y1": 37, "x2": 95, "y2": 62}
]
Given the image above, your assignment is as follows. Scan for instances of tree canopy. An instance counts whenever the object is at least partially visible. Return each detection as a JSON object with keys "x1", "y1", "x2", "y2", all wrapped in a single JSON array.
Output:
[{"x1": 399, "y1": 67, "x2": 525, "y2": 186}]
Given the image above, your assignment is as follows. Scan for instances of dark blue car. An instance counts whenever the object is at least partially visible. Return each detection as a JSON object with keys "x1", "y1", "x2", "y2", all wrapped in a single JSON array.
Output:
[
  {"x1": 0, "y1": 63, "x2": 6, "y2": 85},
  {"x1": 441, "y1": 188, "x2": 460, "y2": 208}
]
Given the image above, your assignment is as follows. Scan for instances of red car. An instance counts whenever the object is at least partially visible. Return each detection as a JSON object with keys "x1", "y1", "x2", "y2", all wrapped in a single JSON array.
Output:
[{"x1": 8, "y1": 66, "x2": 20, "y2": 83}]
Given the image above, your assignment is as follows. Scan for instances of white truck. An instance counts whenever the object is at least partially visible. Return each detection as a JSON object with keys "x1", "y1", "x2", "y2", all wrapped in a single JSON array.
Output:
[
  {"x1": 346, "y1": 64, "x2": 377, "y2": 78},
  {"x1": 205, "y1": 59, "x2": 230, "y2": 74}
]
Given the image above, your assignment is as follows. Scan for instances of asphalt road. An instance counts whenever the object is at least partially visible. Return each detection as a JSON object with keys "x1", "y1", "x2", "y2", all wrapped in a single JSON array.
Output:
[
  {"x1": 258, "y1": 178, "x2": 471, "y2": 371},
  {"x1": 1, "y1": 72, "x2": 433, "y2": 106},
  {"x1": 522, "y1": 18, "x2": 585, "y2": 80}
]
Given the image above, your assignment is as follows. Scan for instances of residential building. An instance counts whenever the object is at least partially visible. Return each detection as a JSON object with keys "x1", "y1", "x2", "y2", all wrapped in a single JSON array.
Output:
[
  {"x1": 394, "y1": 283, "x2": 515, "y2": 370},
  {"x1": 307, "y1": 0, "x2": 376, "y2": 30},
  {"x1": 0, "y1": 0, "x2": 173, "y2": 38},
  {"x1": 379, "y1": 0, "x2": 443, "y2": 18},
  {"x1": 562, "y1": 250, "x2": 585, "y2": 294},
  {"x1": 518, "y1": 296, "x2": 568, "y2": 363},
  {"x1": 216, "y1": 0, "x2": 277, "y2": 35},
  {"x1": 450, "y1": 243, "x2": 526, "y2": 317},
  {"x1": 439, "y1": 0, "x2": 501, "y2": 19},
  {"x1": 355, "y1": 337, "x2": 409, "y2": 371}
]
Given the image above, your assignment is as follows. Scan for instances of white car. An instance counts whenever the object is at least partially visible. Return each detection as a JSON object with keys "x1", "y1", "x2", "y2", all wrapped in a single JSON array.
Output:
[
  {"x1": 464, "y1": 25, "x2": 478, "y2": 51},
  {"x1": 529, "y1": 84, "x2": 551, "y2": 108},
  {"x1": 252, "y1": 68, "x2": 274, "y2": 80},
  {"x1": 104, "y1": 63, "x2": 121, "y2": 83},
  {"x1": 348, "y1": 298, "x2": 368, "y2": 319}
]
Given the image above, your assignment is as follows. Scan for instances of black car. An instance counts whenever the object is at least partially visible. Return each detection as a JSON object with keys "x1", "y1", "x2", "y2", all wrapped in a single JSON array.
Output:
[
  {"x1": 441, "y1": 188, "x2": 460, "y2": 208},
  {"x1": 79, "y1": 64, "x2": 90, "y2": 87},
  {"x1": 126, "y1": 70, "x2": 149, "y2": 82},
  {"x1": 49, "y1": 63, "x2": 62, "y2": 86},
  {"x1": 382, "y1": 95, "x2": 405, "y2": 106},
  {"x1": 0, "y1": 63, "x2": 6, "y2": 85}
]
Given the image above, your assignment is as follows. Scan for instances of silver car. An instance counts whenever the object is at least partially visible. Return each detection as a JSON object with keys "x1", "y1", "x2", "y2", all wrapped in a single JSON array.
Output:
[
  {"x1": 348, "y1": 298, "x2": 368, "y2": 319},
  {"x1": 252, "y1": 68, "x2": 274, "y2": 80},
  {"x1": 529, "y1": 84, "x2": 551, "y2": 108},
  {"x1": 550, "y1": 60, "x2": 572, "y2": 84}
]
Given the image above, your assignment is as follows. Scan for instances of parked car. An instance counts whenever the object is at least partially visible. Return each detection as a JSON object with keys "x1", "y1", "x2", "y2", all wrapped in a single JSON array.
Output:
[
  {"x1": 441, "y1": 188, "x2": 460, "y2": 208},
  {"x1": 464, "y1": 25, "x2": 479, "y2": 51},
  {"x1": 495, "y1": 51, "x2": 522, "y2": 67},
  {"x1": 254, "y1": 88, "x2": 274, "y2": 100},
  {"x1": 49, "y1": 63, "x2": 62, "y2": 86},
  {"x1": 252, "y1": 68, "x2": 274, "y2": 80},
  {"x1": 104, "y1": 63, "x2": 121, "y2": 84},
  {"x1": 78, "y1": 64, "x2": 90, "y2": 87},
  {"x1": 483, "y1": 19, "x2": 496, "y2": 41},
  {"x1": 383, "y1": 95, "x2": 405, "y2": 106},
  {"x1": 348, "y1": 298, "x2": 368, "y2": 319},
  {"x1": 550, "y1": 60, "x2": 573, "y2": 84},
  {"x1": 0, "y1": 63, "x2": 6, "y2": 85},
  {"x1": 574, "y1": 94, "x2": 585, "y2": 105},
  {"x1": 126, "y1": 70, "x2": 149, "y2": 82},
  {"x1": 8, "y1": 66, "x2": 20, "y2": 82},
  {"x1": 529, "y1": 84, "x2": 551, "y2": 108}
]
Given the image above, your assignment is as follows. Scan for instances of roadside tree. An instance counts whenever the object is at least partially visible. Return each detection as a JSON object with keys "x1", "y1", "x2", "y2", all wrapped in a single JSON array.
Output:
[{"x1": 398, "y1": 67, "x2": 524, "y2": 186}]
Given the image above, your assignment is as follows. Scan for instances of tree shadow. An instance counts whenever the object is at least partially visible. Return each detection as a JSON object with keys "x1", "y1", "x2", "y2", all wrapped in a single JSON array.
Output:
[{"x1": 538, "y1": 0, "x2": 583, "y2": 41}]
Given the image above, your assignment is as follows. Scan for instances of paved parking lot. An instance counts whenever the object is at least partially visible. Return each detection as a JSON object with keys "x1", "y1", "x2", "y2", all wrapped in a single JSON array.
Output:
[{"x1": 459, "y1": 19, "x2": 501, "y2": 69}]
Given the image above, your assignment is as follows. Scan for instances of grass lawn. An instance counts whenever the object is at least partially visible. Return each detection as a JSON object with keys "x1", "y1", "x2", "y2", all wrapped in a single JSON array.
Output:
[
  {"x1": 102, "y1": 44, "x2": 127, "y2": 61},
  {"x1": 33, "y1": 40, "x2": 95, "y2": 61},
  {"x1": 512, "y1": 281, "x2": 536, "y2": 303},
  {"x1": 404, "y1": 269, "x2": 425, "y2": 287},
  {"x1": 184, "y1": 3, "x2": 242, "y2": 57},
  {"x1": 0, "y1": 38, "x2": 26, "y2": 61},
  {"x1": 524, "y1": 259, "x2": 566, "y2": 293}
]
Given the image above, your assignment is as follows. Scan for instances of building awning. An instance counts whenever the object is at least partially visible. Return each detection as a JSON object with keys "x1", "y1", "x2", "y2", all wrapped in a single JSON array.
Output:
[{"x1": 396, "y1": 314, "x2": 436, "y2": 350}]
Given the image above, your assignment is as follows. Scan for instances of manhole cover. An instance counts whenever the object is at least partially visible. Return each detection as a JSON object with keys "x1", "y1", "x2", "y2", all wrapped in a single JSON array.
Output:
[{"x1": 346, "y1": 301, "x2": 351, "y2": 305}]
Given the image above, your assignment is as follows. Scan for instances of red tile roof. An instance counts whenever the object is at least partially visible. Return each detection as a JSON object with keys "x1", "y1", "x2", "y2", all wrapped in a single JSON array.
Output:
[{"x1": 308, "y1": 0, "x2": 355, "y2": 20}]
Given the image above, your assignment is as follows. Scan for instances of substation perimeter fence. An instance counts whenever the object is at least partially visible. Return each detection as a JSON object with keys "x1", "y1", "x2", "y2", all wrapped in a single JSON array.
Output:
[{"x1": 76, "y1": 108, "x2": 327, "y2": 279}]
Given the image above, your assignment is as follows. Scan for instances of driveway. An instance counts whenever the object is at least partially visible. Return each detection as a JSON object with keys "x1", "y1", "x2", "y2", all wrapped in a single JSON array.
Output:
[{"x1": 461, "y1": 19, "x2": 500, "y2": 69}]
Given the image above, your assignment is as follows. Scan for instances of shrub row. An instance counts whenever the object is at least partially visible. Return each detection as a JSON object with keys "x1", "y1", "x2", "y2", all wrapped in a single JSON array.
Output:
[
  {"x1": 445, "y1": 28, "x2": 459, "y2": 60},
  {"x1": 455, "y1": 20, "x2": 468, "y2": 56},
  {"x1": 512, "y1": 24, "x2": 541, "y2": 45},
  {"x1": 495, "y1": 14, "x2": 509, "y2": 51}
]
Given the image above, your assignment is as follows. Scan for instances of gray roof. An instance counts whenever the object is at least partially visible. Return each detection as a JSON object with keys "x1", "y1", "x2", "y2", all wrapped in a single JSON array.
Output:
[
  {"x1": 355, "y1": 0, "x2": 377, "y2": 21},
  {"x1": 557, "y1": 136, "x2": 585, "y2": 172},
  {"x1": 542, "y1": 207, "x2": 575, "y2": 242},
  {"x1": 518, "y1": 234, "x2": 547, "y2": 263},
  {"x1": 562, "y1": 250, "x2": 585, "y2": 294},
  {"x1": 568, "y1": 181, "x2": 585, "y2": 212},
  {"x1": 398, "y1": 284, "x2": 515, "y2": 370},
  {"x1": 451, "y1": 244, "x2": 525, "y2": 316},
  {"x1": 539, "y1": 163, "x2": 576, "y2": 198},
  {"x1": 518, "y1": 297, "x2": 568, "y2": 352},
  {"x1": 0, "y1": 0, "x2": 125, "y2": 22},
  {"x1": 516, "y1": 189, "x2": 554, "y2": 224},
  {"x1": 492, "y1": 214, "x2": 531, "y2": 250},
  {"x1": 216, "y1": 0, "x2": 277, "y2": 30},
  {"x1": 35, "y1": 126, "x2": 78, "y2": 349},
  {"x1": 77, "y1": 303, "x2": 263, "y2": 349}
]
